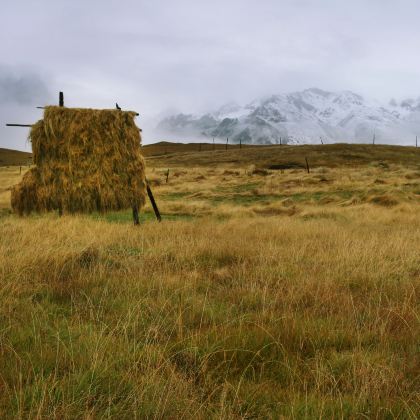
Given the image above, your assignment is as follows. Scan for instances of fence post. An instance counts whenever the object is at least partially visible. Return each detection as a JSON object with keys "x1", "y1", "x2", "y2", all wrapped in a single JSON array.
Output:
[
  {"x1": 146, "y1": 183, "x2": 162, "y2": 222},
  {"x1": 132, "y1": 206, "x2": 140, "y2": 225},
  {"x1": 305, "y1": 157, "x2": 310, "y2": 174},
  {"x1": 59, "y1": 92, "x2": 64, "y2": 107},
  {"x1": 166, "y1": 169, "x2": 169, "y2": 183}
]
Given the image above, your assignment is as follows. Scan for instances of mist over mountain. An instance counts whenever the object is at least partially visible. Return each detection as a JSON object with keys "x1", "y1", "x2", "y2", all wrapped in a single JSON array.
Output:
[{"x1": 157, "y1": 88, "x2": 420, "y2": 145}]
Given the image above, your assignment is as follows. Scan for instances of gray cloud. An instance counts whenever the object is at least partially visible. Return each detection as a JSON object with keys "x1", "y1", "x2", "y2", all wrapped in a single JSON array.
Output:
[
  {"x1": 2, "y1": 0, "x2": 420, "y2": 149},
  {"x1": 0, "y1": 66, "x2": 51, "y2": 105},
  {"x1": 0, "y1": 66, "x2": 52, "y2": 150}
]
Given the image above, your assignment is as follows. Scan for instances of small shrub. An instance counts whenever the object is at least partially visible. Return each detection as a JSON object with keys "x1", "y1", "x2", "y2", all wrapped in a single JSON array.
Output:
[{"x1": 369, "y1": 194, "x2": 399, "y2": 207}]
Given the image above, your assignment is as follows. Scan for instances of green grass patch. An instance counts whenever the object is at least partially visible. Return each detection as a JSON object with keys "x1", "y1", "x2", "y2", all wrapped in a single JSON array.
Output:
[
  {"x1": 215, "y1": 182, "x2": 261, "y2": 193},
  {"x1": 207, "y1": 189, "x2": 357, "y2": 207},
  {"x1": 160, "y1": 192, "x2": 192, "y2": 201},
  {"x1": 91, "y1": 210, "x2": 194, "y2": 224}
]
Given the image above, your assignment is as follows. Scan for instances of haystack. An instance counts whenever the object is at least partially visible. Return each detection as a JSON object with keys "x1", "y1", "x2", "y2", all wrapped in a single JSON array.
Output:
[{"x1": 11, "y1": 106, "x2": 147, "y2": 215}]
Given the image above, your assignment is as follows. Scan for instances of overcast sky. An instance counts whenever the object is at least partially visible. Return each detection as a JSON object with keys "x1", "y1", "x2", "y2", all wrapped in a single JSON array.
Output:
[{"x1": 2, "y1": 0, "x2": 420, "y2": 150}]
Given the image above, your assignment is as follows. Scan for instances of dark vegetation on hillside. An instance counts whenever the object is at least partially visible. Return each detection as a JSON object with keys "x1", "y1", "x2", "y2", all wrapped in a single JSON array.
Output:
[
  {"x1": 2, "y1": 142, "x2": 419, "y2": 169},
  {"x1": 0, "y1": 148, "x2": 31, "y2": 166}
]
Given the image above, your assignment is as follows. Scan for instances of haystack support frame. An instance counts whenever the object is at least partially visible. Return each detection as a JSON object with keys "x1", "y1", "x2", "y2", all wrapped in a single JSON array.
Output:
[{"x1": 6, "y1": 92, "x2": 161, "y2": 225}]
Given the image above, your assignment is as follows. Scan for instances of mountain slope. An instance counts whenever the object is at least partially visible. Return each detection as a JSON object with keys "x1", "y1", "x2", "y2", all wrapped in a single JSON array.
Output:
[
  {"x1": 0, "y1": 148, "x2": 32, "y2": 166},
  {"x1": 157, "y1": 88, "x2": 420, "y2": 145}
]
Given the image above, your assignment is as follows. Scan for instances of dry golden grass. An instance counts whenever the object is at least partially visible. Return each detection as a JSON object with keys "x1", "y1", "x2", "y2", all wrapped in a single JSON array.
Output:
[
  {"x1": 0, "y1": 144, "x2": 419, "y2": 418},
  {"x1": 12, "y1": 107, "x2": 146, "y2": 215},
  {"x1": 0, "y1": 166, "x2": 29, "y2": 212}
]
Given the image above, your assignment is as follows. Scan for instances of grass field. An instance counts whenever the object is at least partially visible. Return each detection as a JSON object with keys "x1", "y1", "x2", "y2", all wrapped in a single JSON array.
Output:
[{"x1": 0, "y1": 143, "x2": 419, "y2": 418}]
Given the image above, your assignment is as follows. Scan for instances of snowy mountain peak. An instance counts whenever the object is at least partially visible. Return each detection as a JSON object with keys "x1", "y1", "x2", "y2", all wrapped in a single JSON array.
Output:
[
  {"x1": 157, "y1": 89, "x2": 420, "y2": 145},
  {"x1": 214, "y1": 101, "x2": 242, "y2": 116},
  {"x1": 303, "y1": 87, "x2": 332, "y2": 96}
]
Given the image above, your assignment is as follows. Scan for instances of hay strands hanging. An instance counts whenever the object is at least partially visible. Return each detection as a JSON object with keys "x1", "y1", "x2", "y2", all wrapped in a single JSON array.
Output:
[
  {"x1": 11, "y1": 106, "x2": 149, "y2": 222},
  {"x1": 7, "y1": 92, "x2": 161, "y2": 225}
]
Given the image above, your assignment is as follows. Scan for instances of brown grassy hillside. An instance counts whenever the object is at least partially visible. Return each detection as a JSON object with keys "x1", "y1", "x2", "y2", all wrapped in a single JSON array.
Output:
[
  {"x1": 2, "y1": 142, "x2": 418, "y2": 168},
  {"x1": 0, "y1": 148, "x2": 32, "y2": 166},
  {"x1": 143, "y1": 142, "x2": 420, "y2": 169}
]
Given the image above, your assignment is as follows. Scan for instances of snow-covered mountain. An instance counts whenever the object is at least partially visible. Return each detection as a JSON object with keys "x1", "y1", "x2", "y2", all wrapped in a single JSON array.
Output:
[{"x1": 157, "y1": 88, "x2": 420, "y2": 145}]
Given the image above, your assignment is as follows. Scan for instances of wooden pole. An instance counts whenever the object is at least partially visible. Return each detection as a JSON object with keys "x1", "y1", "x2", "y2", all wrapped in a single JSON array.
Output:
[
  {"x1": 166, "y1": 169, "x2": 169, "y2": 183},
  {"x1": 146, "y1": 183, "x2": 162, "y2": 222},
  {"x1": 132, "y1": 206, "x2": 140, "y2": 225},
  {"x1": 59, "y1": 91, "x2": 64, "y2": 107},
  {"x1": 239, "y1": 138, "x2": 242, "y2": 149},
  {"x1": 305, "y1": 157, "x2": 310, "y2": 174},
  {"x1": 6, "y1": 124, "x2": 32, "y2": 127}
]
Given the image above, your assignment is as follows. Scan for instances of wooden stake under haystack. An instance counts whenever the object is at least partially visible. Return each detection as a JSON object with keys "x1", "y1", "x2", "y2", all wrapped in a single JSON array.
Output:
[{"x1": 11, "y1": 105, "x2": 152, "y2": 224}]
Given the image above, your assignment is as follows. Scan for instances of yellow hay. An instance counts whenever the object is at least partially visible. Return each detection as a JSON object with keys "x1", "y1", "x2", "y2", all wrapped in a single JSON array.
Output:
[{"x1": 12, "y1": 106, "x2": 146, "y2": 215}]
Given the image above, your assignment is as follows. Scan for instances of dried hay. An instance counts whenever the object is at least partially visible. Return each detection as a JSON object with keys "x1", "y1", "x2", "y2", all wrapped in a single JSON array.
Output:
[{"x1": 12, "y1": 106, "x2": 146, "y2": 215}]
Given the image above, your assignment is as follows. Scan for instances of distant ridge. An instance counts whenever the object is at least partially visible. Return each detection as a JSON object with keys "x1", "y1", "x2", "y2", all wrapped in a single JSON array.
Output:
[
  {"x1": 143, "y1": 143, "x2": 420, "y2": 169},
  {"x1": 2, "y1": 143, "x2": 418, "y2": 167},
  {"x1": 0, "y1": 148, "x2": 32, "y2": 166}
]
